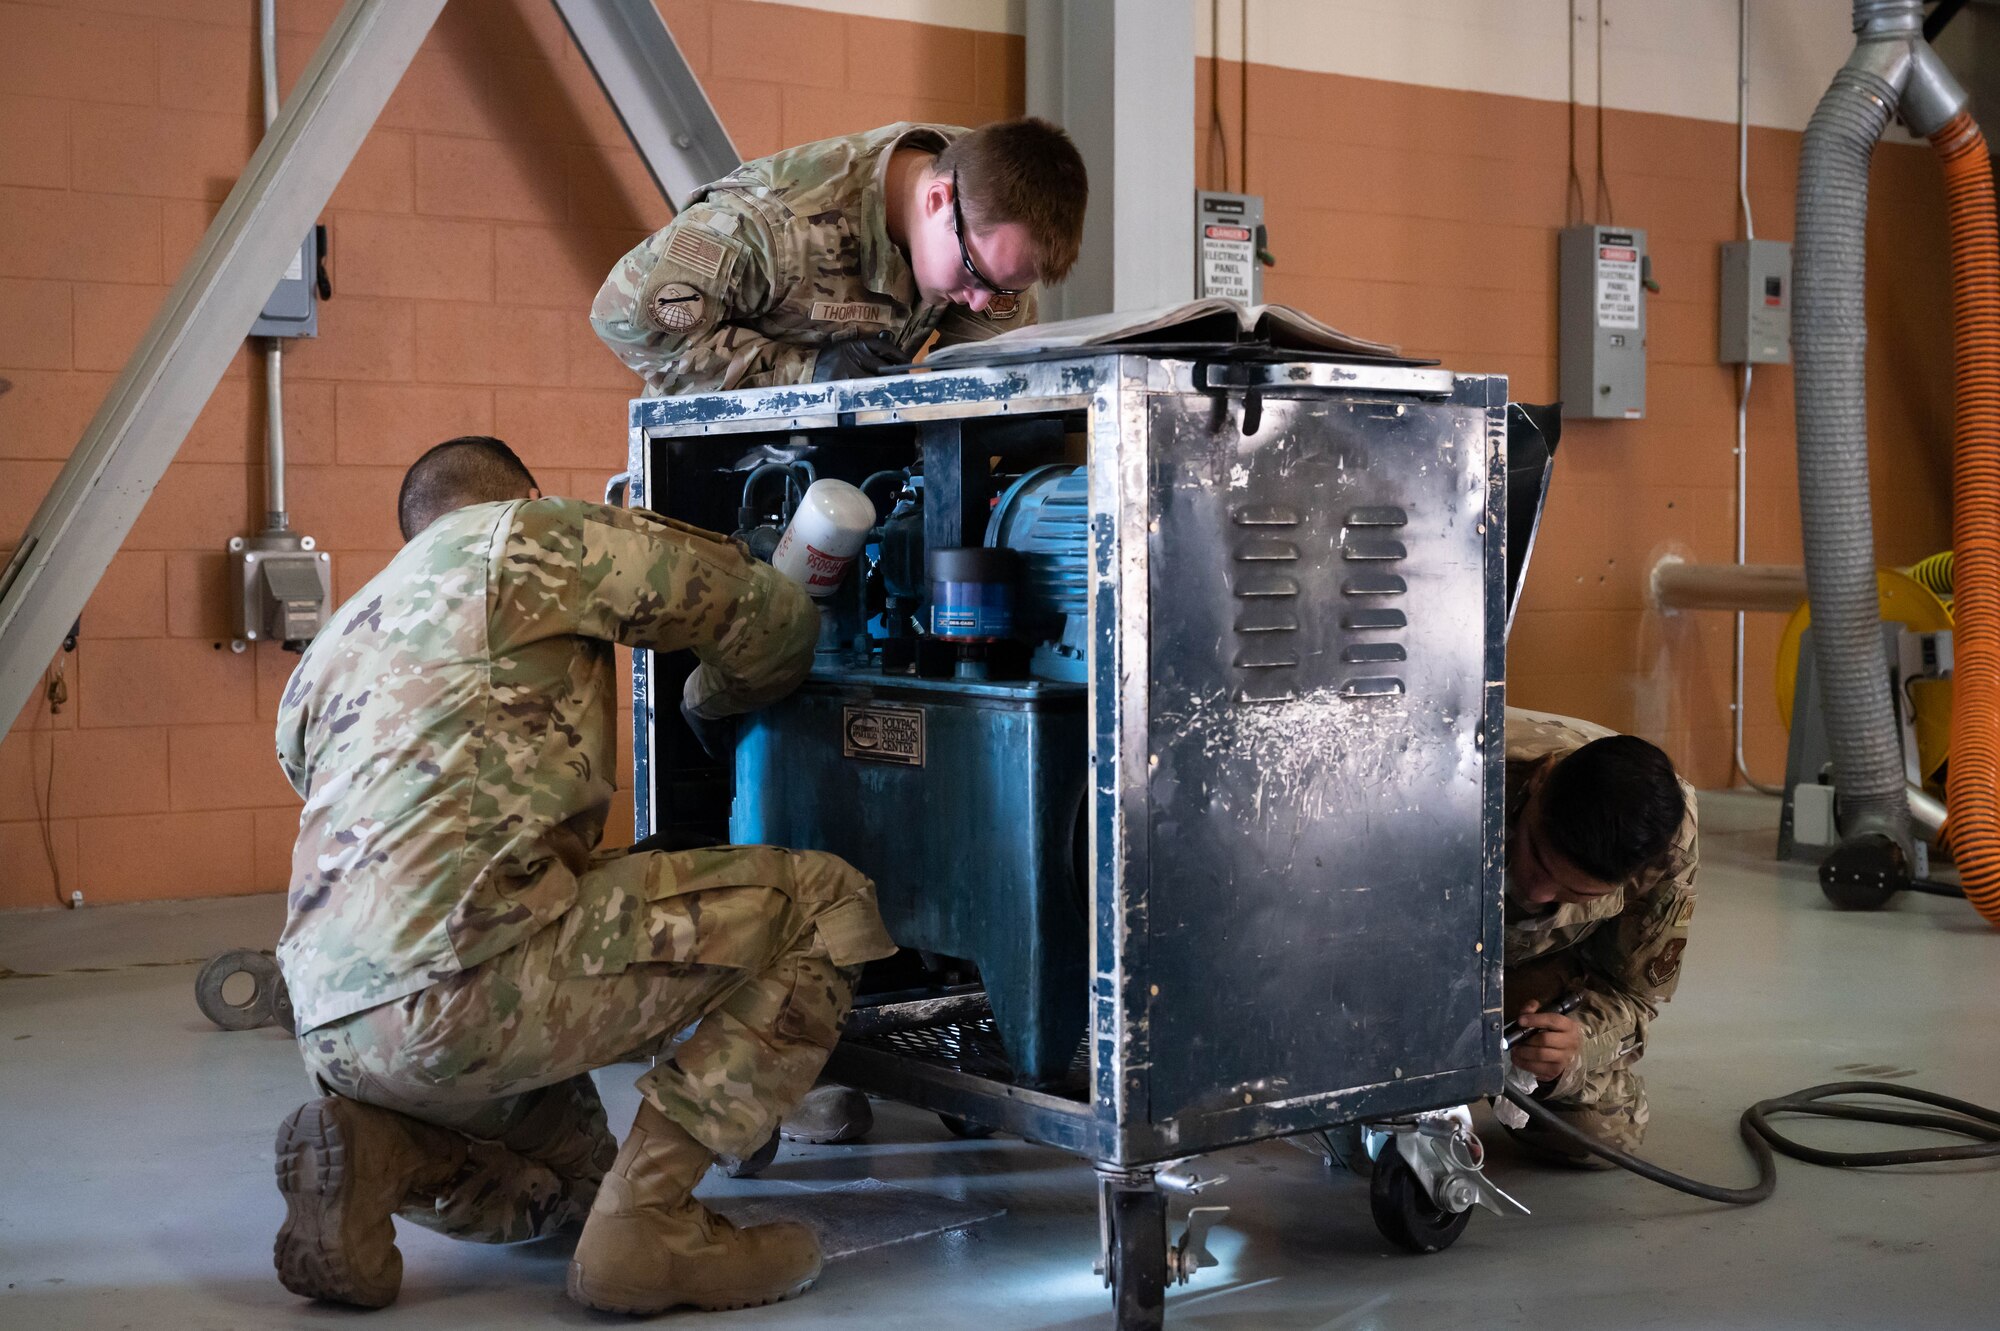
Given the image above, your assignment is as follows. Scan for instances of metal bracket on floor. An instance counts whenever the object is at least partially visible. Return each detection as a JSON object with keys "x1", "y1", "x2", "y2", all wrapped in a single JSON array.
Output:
[{"x1": 195, "y1": 948, "x2": 295, "y2": 1034}]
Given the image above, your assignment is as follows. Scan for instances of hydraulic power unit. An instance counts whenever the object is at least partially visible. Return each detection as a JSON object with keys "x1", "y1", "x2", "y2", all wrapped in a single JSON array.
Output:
[{"x1": 624, "y1": 345, "x2": 1510, "y2": 1326}]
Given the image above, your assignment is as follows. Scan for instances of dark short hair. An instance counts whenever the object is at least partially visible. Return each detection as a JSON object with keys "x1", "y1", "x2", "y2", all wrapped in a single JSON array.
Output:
[
  {"x1": 1537, "y1": 735, "x2": 1684, "y2": 883},
  {"x1": 935, "y1": 116, "x2": 1089, "y2": 283},
  {"x1": 397, "y1": 436, "x2": 539, "y2": 540}
]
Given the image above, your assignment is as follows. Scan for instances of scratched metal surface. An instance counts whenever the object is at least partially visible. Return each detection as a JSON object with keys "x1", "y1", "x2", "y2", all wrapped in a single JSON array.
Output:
[
  {"x1": 626, "y1": 354, "x2": 1506, "y2": 1166},
  {"x1": 1131, "y1": 380, "x2": 1504, "y2": 1140}
]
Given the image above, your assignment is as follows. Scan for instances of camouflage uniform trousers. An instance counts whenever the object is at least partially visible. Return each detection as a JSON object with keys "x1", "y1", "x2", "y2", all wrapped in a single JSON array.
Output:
[
  {"x1": 1503, "y1": 953, "x2": 1650, "y2": 1154},
  {"x1": 297, "y1": 844, "x2": 887, "y2": 1245}
]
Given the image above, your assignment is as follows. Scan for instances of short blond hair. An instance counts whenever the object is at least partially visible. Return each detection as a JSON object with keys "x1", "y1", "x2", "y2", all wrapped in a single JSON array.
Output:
[{"x1": 935, "y1": 117, "x2": 1089, "y2": 284}]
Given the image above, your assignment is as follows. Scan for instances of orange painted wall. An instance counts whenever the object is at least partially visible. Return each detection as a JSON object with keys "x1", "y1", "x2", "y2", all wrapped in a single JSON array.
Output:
[
  {"x1": 0, "y1": 0, "x2": 1023, "y2": 910},
  {"x1": 0, "y1": 3, "x2": 1955, "y2": 910},
  {"x1": 1197, "y1": 55, "x2": 1955, "y2": 792}
]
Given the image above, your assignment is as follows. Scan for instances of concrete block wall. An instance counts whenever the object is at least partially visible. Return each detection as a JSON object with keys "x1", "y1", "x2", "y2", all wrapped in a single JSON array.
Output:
[
  {"x1": 1194, "y1": 2, "x2": 1954, "y2": 793},
  {"x1": 0, "y1": 0, "x2": 1022, "y2": 910},
  {"x1": 0, "y1": 0, "x2": 1959, "y2": 907}
]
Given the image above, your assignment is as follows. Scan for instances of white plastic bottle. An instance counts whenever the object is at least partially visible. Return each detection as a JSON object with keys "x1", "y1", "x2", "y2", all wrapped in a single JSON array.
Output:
[{"x1": 770, "y1": 478, "x2": 875, "y2": 597}]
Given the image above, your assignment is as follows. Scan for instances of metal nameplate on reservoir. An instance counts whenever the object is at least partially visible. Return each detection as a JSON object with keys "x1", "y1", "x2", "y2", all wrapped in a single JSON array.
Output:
[{"x1": 842, "y1": 704, "x2": 926, "y2": 766}]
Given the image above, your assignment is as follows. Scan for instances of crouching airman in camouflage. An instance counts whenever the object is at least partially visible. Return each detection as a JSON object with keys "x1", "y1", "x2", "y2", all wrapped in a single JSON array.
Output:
[
  {"x1": 591, "y1": 116, "x2": 1088, "y2": 397},
  {"x1": 1501, "y1": 708, "x2": 1699, "y2": 1164},
  {"x1": 269, "y1": 436, "x2": 896, "y2": 1314}
]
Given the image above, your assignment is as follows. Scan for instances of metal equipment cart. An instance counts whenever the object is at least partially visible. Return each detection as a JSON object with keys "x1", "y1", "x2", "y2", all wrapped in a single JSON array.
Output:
[{"x1": 623, "y1": 346, "x2": 1511, "y2": 1328}]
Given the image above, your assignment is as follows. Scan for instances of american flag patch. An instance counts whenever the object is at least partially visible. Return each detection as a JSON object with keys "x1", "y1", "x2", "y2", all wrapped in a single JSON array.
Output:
[{"x1": 664, "y1": 227, "x2": 727, "y2": 281}]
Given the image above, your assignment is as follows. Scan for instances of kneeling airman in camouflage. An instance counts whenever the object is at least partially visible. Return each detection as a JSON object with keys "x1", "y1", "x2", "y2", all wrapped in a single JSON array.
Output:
[
  {"x1": 270, "y1": 436, "x2": 894, "y2": 1314},
  {"x1": 1501, "y1": 708, "x2": 1699, "y2": 1164}
]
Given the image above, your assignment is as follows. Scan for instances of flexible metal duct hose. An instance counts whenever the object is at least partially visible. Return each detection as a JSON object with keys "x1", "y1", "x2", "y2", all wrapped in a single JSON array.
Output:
[
  {"x1": 1794, "y1": 61, "x2": 1911, "y2": 860},
  {"x1": 1931, "y1": 113, "x2": 2000, "y2": 926}
]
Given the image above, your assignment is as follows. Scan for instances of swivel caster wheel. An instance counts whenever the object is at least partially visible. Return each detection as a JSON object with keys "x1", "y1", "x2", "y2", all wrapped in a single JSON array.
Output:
[
  {"x1": 1818, "y1": 835, "x2": 1904, "y2": 911},
  {"x1": 1370, "y1": 1151, "x2": 1471, "y2": 1254},
  {"x1": 1105, "y1": 1182, "x2": 1168, "y2": 1329}
]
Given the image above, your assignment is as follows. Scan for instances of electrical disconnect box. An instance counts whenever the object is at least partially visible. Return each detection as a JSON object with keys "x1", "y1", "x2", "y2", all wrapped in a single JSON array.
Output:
[
  {"x1": 1559, "y1": 223, "x2": 1649, "y2": 420},
  {"x1": 1195, "y1": 192, "x2": 1268, "y2": 303},
  {"x1": 1719, "y1": 238, "x2": 1792, "y2": 364},
  {"x1": 249, "y1": 226, "x2": 322, "y2": 338}
]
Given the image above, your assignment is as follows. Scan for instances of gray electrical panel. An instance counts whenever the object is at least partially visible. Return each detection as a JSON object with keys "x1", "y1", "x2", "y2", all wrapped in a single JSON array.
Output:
[
  {"x1": 249, "y1": 228, "x2": 319, "y2": 339},
  {"x1": 1195, "y1": 191, "x2": 1263, "y2": 304},
  {"x1": 1719, "y1": 238, "x2": 1792, "y2": 364},
  {"x1": 1559, "y1": 223, "x2": 1647, "y2": 420}
]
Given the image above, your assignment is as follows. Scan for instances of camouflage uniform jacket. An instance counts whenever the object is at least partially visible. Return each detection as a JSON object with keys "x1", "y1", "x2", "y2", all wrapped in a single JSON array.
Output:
[
  {"x1": 274, "y1": 497, "x2": 818, "y2": 1034},
  {"x1": 591, "y1": 122, "x2": 1036, "y2": 396},
  {"x1": 1502, "y1": 707, "x2": 1700, "y2": 1096}
]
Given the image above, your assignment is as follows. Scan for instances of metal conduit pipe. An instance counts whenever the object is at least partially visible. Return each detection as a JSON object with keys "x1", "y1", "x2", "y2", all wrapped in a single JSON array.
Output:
[
  {"x1": 1733, "y1": 0, "x2": 1781, "y2": 795},
  {"x1": 260, "y1": 0, "x2": 289, "y2": 533},
  {"x1": 1791, "y1": 0, "x2": 1960, "y2": 905}
]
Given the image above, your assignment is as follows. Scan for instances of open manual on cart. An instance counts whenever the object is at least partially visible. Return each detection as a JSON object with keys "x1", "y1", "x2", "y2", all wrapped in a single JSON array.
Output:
[{"x1": 922, "y1": 298, "x2": 1406, "y2": 367}]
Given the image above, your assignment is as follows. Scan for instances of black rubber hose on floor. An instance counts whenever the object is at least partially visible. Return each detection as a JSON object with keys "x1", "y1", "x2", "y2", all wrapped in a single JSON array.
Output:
[
  {"x1": 1502, "y1": 1086, "x2": 1777, "y2": 1204},
  {"x1": 1501, "y1": 1079, "x2": 2000, "y2": 1205}
]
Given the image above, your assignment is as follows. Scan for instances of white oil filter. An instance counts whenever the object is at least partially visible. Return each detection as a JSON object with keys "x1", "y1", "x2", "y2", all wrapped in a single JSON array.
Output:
[{"x1": 771, "y1": 478, "x2": 875, "y2": 597}]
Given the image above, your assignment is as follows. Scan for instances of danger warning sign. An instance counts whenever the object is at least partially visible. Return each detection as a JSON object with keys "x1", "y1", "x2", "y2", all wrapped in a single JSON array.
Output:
[{"x1": 1596, "y1": 245, "x2": 1640, "y2": 330}]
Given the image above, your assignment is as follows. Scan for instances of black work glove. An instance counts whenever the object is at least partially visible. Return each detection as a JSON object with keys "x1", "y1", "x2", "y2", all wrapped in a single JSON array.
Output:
[
  {"x1": 680, "y1": 699, "x2": 738, "y2": 763},
  {"x1": 811, "y1": 331, "x2": 911, "y2": 382}
]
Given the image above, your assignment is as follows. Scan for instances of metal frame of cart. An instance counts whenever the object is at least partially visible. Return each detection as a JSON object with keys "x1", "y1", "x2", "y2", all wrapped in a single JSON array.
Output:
[{"x1": 624, "y1": 350, "x2": 1510, "y2": 1327}]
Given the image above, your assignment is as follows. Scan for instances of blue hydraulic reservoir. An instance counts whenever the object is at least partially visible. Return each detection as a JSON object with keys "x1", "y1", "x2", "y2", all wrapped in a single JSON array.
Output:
[{"x1": 731, "y1": 665, "x2": 1087, "y2": 1086}]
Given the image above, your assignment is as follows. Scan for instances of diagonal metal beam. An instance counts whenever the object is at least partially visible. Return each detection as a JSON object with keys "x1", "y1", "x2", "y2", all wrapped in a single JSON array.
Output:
[
  {"x1": 551, "y1": 0, "x2": 739, "y2": 210},
  {"x1": 0, "y1": 0, "x2": 446, "y2": 730}
]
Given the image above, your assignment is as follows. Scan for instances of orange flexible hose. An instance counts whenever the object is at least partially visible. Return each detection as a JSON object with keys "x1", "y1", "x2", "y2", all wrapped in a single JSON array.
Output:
[{"x1": 1933, "y1": 112, "x2": 2000, "y2": 926}]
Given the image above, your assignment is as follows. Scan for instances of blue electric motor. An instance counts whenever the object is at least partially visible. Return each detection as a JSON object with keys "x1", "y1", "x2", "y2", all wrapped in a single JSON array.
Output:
[{"x1": 984, "y1": 464, "x2": 1088, "y2": 681}]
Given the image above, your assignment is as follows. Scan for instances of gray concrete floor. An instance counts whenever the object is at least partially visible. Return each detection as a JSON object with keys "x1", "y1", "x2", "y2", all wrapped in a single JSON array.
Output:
[{"x1": 3, "y1": 791, "x2": 1998, "y2": 1329}]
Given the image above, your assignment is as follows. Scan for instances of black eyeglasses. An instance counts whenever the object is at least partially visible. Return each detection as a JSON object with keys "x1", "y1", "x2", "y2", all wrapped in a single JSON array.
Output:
[{"x1": 950, "y1": 171, "x2": 1025, "y2": 298}]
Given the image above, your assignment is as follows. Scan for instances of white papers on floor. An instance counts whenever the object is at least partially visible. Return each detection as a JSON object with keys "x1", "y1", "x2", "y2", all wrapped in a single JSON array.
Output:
[{"x1": 710, "y1": 1177, "x2": 1006, "y2": 1259}]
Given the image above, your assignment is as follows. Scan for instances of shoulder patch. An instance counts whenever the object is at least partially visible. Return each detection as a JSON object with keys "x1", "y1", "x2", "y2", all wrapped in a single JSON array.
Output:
[
  {"x1": 664, "y1": 227, "x2": 728, "y2": 281},
  {"x1": 987, "y1": 293, "x2": 1020, "y2": 319},
  {"x1": 649, "y1": 282, "x2": 707, "y2": 333},
  {"x1": 1672, "y1": 893, "x2": 1696, "y2": 928},
  {"x1": 1645, "y1": 937, "x2": 1687, "y2": 988}
]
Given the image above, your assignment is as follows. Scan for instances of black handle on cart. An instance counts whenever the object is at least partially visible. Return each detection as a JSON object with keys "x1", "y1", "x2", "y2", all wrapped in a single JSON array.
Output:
[{"x1": 1192, "y1": 358, "x2": 1266, "y2": 434}]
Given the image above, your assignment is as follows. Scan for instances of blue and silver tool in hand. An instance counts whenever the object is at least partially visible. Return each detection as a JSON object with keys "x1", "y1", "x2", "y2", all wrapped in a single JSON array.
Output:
[{"x1": 1502, "y1": 990, "x2": 1584, "y2": 1050}]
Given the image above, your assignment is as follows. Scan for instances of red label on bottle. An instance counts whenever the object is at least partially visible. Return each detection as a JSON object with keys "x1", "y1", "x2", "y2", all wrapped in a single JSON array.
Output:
[{"x1": 803, "y1": 542, "x2": 849, "y2": 586}]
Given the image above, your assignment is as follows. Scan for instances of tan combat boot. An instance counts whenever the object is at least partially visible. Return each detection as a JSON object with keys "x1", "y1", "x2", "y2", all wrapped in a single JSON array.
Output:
[
  {"x1": 273, "y1": 1095, "x2": 468, "y2": 1308},
  {"x1": 566, "y1": 1102, "x2": 823, "y2": 1314}
]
